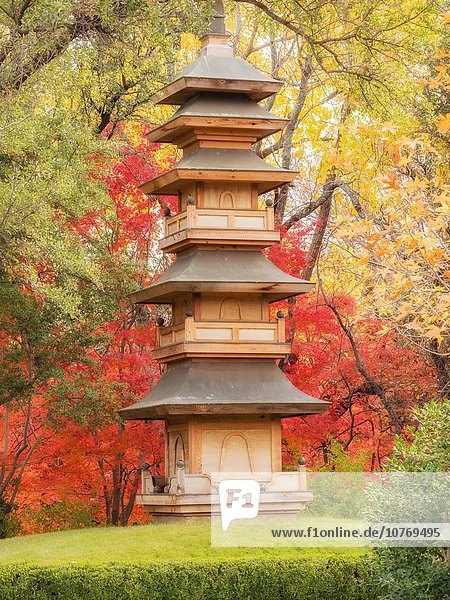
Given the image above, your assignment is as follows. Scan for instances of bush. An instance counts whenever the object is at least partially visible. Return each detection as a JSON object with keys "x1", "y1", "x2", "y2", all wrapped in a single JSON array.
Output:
[
  {"x1": 0, "y1": 558, "x2": 376, "y2": 600},
  {"x1": 370, "y1": 400, "x2": 450, "y2": 599},
  {"x1": 0, "y1": 498, "x2": 20, "y2": 539},
  {"x1": 370, "y1": 548, "x2": 449, "y2": 600},
  {"x1": 21, "y1": 500, "x2": 100, "y2": 535}
]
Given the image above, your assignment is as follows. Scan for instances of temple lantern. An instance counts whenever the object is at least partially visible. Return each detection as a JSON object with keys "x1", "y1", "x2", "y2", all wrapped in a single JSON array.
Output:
[{"x1": 119, "y1": 0, "x2": 328, "y2": 519}]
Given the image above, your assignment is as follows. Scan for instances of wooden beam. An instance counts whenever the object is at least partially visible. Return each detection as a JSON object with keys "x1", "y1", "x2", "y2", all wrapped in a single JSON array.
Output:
[
  {"x1": 148, "y1": 116, "x2": 287, "y2": 144},
  {"x1": 150, "y1": 77, "x2": 282, "y2": 105},
  {"x1": 271, "y1": 417, "x2": 282, "y2": 471},
  {"x1": 139, "y1": 168, "x2": 298, "y2": 196},
  {"x1": 152, "y1": 340, "x2": 291, "y2": 362},
  {"x1": 129, "y1": 281, "x2": 314, "y2": 305}
]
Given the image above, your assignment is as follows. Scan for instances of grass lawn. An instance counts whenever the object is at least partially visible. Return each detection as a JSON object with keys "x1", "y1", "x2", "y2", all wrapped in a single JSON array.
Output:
[{"x1": 0, "y1": 522, "x2": 368, "y2": 565}]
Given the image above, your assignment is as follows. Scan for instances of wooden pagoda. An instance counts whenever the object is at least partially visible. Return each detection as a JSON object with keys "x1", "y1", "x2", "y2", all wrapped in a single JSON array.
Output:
[{"x1": 120, "y1": 2, "x2": 328, "y2": 519}]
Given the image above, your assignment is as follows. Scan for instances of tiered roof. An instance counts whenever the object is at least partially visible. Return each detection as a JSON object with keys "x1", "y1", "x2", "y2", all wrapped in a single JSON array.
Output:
[
  {"x1": 121, "y1": 1, "x2": 328, "y2": 419},
  {"x1": 120, "y1": 361, "x2": 328, "y2": 419},
  {"x1": 130, "y1": 250, "x2": 314, "y2": 305}
]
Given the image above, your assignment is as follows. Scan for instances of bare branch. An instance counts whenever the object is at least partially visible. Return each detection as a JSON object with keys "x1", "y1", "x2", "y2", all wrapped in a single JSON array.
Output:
[{"x1": 318, "y1": 278, "x2": 402, "y2": 435}]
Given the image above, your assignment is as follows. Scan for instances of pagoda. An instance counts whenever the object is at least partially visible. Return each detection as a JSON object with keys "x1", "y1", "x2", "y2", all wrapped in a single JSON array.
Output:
[{"x1": 120, "y1": 1, "x2": 328, "y2": 519}]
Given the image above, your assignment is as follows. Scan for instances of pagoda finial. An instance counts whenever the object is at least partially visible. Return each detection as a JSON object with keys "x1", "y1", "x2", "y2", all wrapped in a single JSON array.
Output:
[
  {"x1": 208, "y1": 0, "x2": 226, "y2": 36},
  {"x1": 200, "y1": 0, "x2": 232, "y2": 57}
]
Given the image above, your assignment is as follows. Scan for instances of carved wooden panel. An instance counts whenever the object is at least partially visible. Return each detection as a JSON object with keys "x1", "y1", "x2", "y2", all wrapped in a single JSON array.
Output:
[
  {"x1": 234, "y1": 215, "x2": 265, "y2": 229},
  {"x1": 219, "y1": 298, "x2": 242, "y2": 320},
  {"x1": 219, "y1": 434, "x2": 253, "y2": 472},
  {"x1": 167, "y1": 214, "x2": 187, "y2": 234},
  {"x1": 195, "y1": 328, "x2": 232, "y2": 340},
  {"x1": 167, "y1": 430, "x2": 188, "y2": 477},
  {"x1": 202, "y1": 182, "x2": 253, "y2": 209},
  {"x1": 196, "y1": 214, "x2": 228, "y2": 227},
  {"x1": 219, "y1": 190, "x2": 235, "y2": 208},
  {"x1": 201, "y1": 428, "x2": 272, "y2": 473},
  {"x1": 200, "y1": 294, "x2": 264, "y2": 321}
]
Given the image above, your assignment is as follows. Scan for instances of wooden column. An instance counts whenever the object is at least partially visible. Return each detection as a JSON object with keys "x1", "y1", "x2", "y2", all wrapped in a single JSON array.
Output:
[
  {"x1": 188, "y1": 416, "x2": 202, "y2": 473},
  {"x1": 271, "y1": 416, "x2": 282, "y2": 472}
]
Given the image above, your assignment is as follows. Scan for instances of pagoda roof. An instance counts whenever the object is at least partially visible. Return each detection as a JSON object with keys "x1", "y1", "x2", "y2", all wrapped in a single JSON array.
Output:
[
  {"x1": 139, "y1": 148, "x2": 297, "y2": 195},
  {"x1": 129, "y1": 249, "x2": 314, "y2": 304},
  {"x1": 150, "y1": 55, "x2": 282, "y2": 105},
  {"x1": 147, "y1": 93, "x2": 288, "y2": 144},
  {"x1": 119, "y1": 360, "x2": 329, "y2": 419}
]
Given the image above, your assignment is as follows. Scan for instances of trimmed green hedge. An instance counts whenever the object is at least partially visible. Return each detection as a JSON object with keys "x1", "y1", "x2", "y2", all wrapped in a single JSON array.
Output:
[{"x1": 0, "y1": 558, "x2": 377, "y2": 600}]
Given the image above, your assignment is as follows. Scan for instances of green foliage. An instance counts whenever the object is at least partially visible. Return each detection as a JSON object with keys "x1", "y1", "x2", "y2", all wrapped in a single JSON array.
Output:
[
  {"x1": 0, "y1": 0, "x2": 210, "y2": 97},
  {"x1": 0, "y1": 0, "x2": 210, "y2": 315},
  {"x1": 0, "y1": 498, "x2": 13, "y2": 539},
  {"x1": 370, "y1": 548, "x2": 449, "y2": 600},
  {"x1": 0, "y1": 102, "x2": 112, "y2": 314},
  {"x1": 325, "y1": 440, "x2": 371, "y2": 472},
  {"x1": 370, "y1": 400, "x2": 450, "y2": 600},
  {"x1": 0, "y1": 558, "x2": 376, "y2": 600},
  {"x1": 21, "y1": 500, "x2": 99, "y2": 535},
  {"x1": 388, "y1": 400, "x2": 450, "y2": 472},
  {"x1": 0, "y1": 284, "x2": 101, "y2": 407}
]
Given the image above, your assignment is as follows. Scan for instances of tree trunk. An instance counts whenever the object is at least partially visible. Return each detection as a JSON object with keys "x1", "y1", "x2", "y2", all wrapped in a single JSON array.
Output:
[
  {"x1": 301, "y1": 184, "x2": 334, "y2": 280},
  {"x1": 120, "y1": 468, "x2": 142, "y2": 526},
  {"x1": 273, "y1": 56, "x2": 313, "y2": 225},
  {"x1": 111, "y1": 461, "x2": 122, "y2": 526}
]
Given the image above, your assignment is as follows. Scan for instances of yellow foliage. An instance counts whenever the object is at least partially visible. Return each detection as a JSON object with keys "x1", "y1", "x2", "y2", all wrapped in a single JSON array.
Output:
[{"x1": 436, "y1": 113, "x2": 450, "y2": 133}]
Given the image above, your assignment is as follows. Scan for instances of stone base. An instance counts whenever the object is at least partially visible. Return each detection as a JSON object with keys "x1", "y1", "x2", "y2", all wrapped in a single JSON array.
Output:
[{"x1": 138, "y1": 490, "x2": 312, "y2": 521}]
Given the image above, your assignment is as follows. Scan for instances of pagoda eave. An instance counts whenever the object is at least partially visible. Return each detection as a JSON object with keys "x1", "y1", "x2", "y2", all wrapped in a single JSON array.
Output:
[
  {"x1": 147, "y1": 116, "x2": 287, "y2": 144},
  {"x1": 129, "y1": 281, "x2": 313, "y2": 305},
  {"x1": 129, "y1": 249, "x2": 315, "y2": 303},
  {"x1": 139, "y1": 169, "x2": 297, "y2": 195},
  {"x1": 150, "y1": 77, "x2": 282, "y2": 106},
  {"x1": 119, "y1": 360, "x2": 329, "y2": 420},
  {"x1": 122, "y1": 402, "x2": 327, "y2": 419}
]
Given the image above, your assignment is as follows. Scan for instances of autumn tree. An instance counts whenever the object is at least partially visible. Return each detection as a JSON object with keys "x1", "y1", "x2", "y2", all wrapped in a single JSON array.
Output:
[
  {"x1": 0, "y1": 1, "x2": 207, "y2": 531},
  {"x1": 223, "y1": 2, "x2": 447, "y2": 435}
]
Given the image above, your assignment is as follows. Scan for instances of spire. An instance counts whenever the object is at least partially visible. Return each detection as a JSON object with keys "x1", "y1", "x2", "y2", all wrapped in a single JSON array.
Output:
[
  {"x1": 199, "y1": 0, "x2": 232, "y2": 57},
  {"x1": 208, "y1": 0, "x2": 226, "y2": 36}
]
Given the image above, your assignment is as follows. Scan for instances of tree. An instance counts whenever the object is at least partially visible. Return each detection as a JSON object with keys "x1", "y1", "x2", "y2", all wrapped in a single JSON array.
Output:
[
  {"x1": 0, "y1": 286, "x2": 104, "y2": 536},
  {"x1": 1, "y1": 0, "x2": 448, "y2": 535},
  {"x1": 0, "y1": 1, "x2": 210, "y2": 98},
  {"x1": 274, "y1": 286, "x2": 436, "y2": 471},
  {"x1": 0, "y1": 0, "x2": 206, "y2": 530},
  {"x1": 232, "y1": 0, "x2": 444, "y2": 224},
  {"x1": 225, "y1": 1, "x2": 447, "y2": 428},
  {"x1": 1, "y1": 123, "x2": 172, "y2": 531},
  {"x1": 328, "y1": 30, "x2": 450, "y2": 400}
]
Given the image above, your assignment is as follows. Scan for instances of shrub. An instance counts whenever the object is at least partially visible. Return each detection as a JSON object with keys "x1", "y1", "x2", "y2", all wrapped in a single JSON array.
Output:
[
  {"x1": 0, "y1": 558, "x2": 376, "y2": 600},
  {"x1": 370, "y1": 400, "x2": 450, "y2": 600},
  {"x1": 21, "y1": 500, "x2": 100, "y2": 535},
  {"x1": 370, "y1": 548, "x2": 449, "y2": 600}
]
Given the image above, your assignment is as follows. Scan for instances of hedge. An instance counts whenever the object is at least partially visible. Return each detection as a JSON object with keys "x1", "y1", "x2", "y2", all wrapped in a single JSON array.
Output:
[{"x1": 0, "y1": 558, "x2": 378, "y2": 600}]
